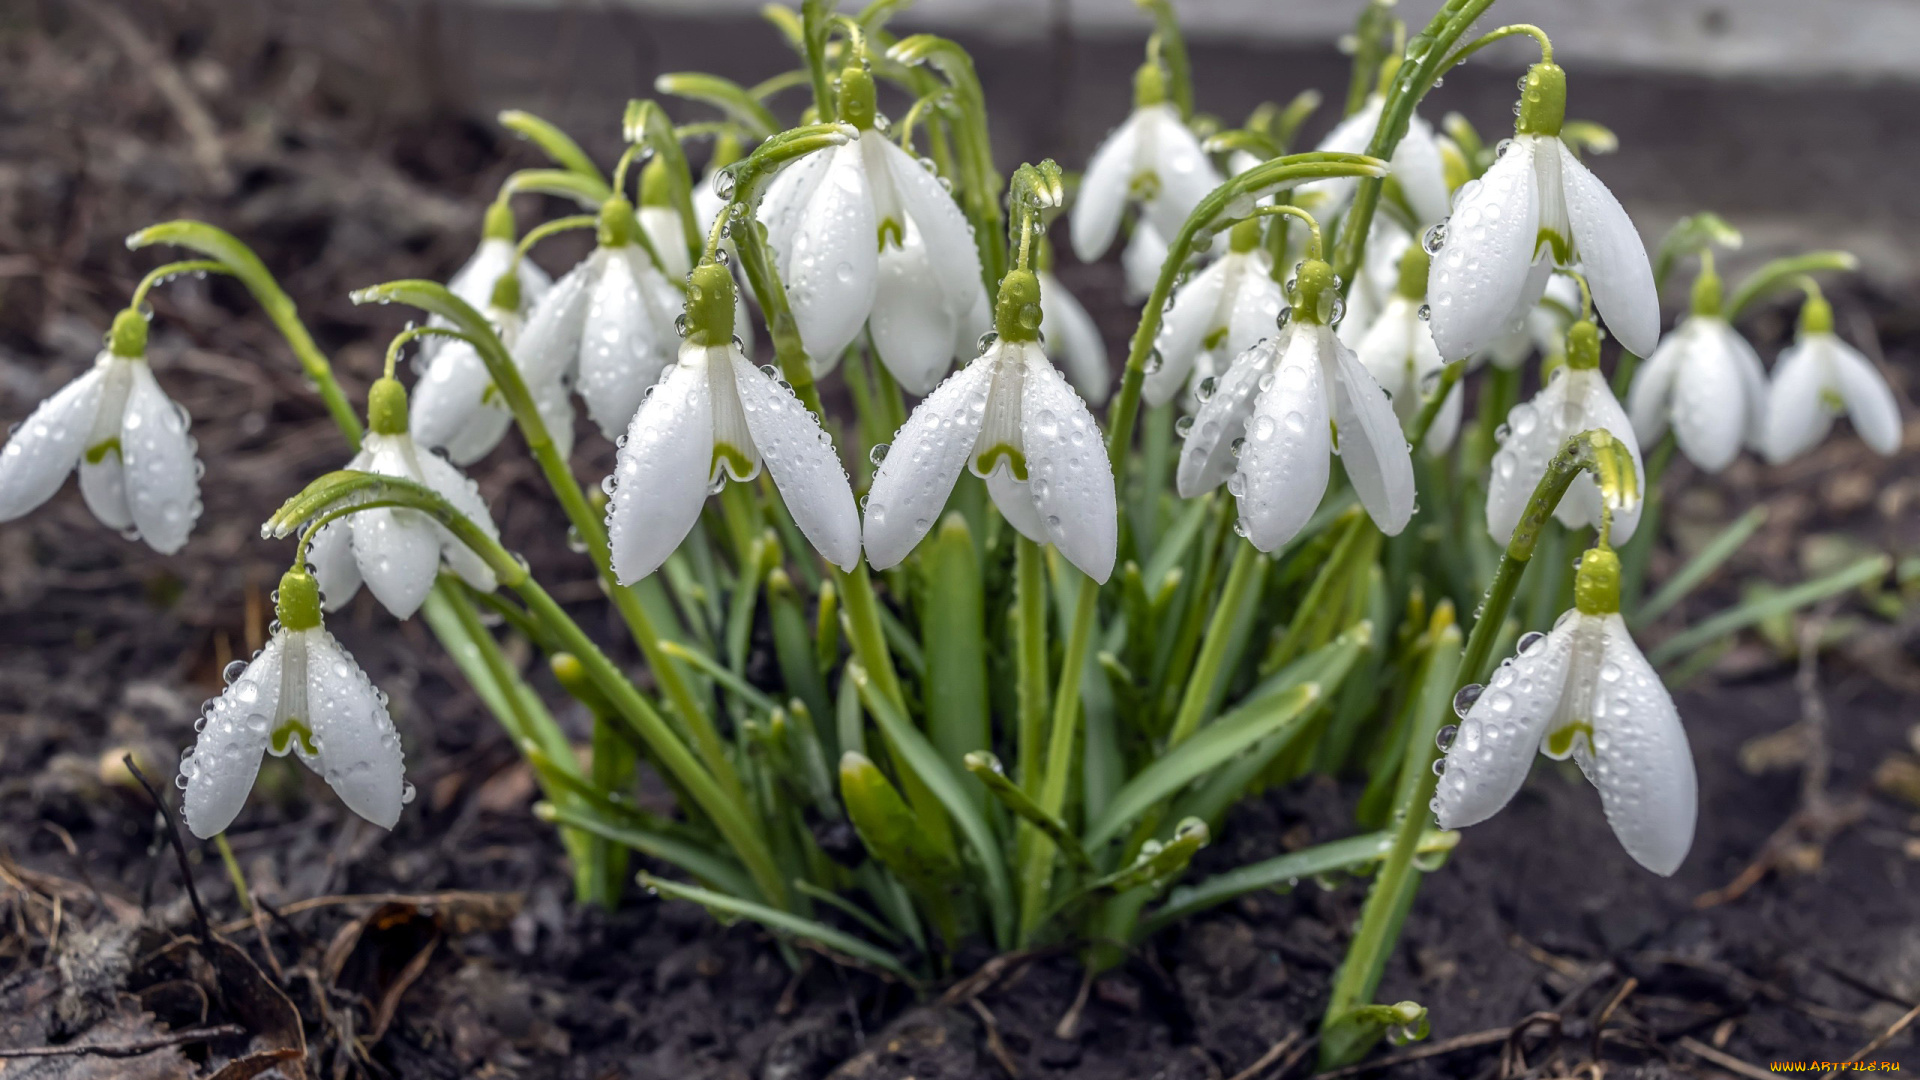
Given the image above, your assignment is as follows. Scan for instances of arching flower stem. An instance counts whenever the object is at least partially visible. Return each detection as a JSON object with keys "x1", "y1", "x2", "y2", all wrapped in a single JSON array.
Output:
[
  {"x1": 622, "y1": 98, "x2": 703, "y2": 262},
  {"x1": 128, "y1": 260, "x2": 231, "y2": 311},
  {"x1": 1439, "y1": 23, "x2": 1554, "y2": 69},
  {"x1": 1135, "y1": 0, "x2": 1195, "y2": 121},
  {"x1": 379, "y1": 325, "x2": 468, "y2": 380}
]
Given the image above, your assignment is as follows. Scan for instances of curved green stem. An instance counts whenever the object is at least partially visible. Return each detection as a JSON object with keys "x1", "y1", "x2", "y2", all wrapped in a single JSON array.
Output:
[
  {"x1": 1727, "y1": 251, "x2": 1859, "y2": 322},
  {"x1": 889, "y1": 35, "x2": 1004, "y2": 292},
  {"x1": 624, "y1": 99, "x2": 704, "y2": 262},
  {"x1": 515, "y1": 214, "x2": 598, "y2": 263},
  {"x1": 498, "y1": 110, "x2": 606, "y2": 184},
  {"x1": 129, "y1": 260, "x2": 231, "y2": 310},
  {"x1": 1135, "y1": 0, "x2": 1195, "y2": 120},
  {"x1": 1439, "y1": 23, "x2": 1553, "y2": 69},
  {"x1": 501, "y1": 168, "x2": 612, "y2": 208},
  {"x1": 654, "y1": 72, "x2": 780, "y2": 141},
  {"x1": 800, "y1": 0, "x2": 837, "y2": 120},
  {"x1": 1407, "y1": 360, "x2": 1465, "y2": 451},
  {"x1": 380, "y1": 325, "x2": 468, "y2": 380}
]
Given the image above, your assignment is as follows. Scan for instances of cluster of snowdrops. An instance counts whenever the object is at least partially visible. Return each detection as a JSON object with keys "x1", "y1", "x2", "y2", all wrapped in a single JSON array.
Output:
[{"x1": 0, "y1": 0, "x2": 1899, "y2": 1062}]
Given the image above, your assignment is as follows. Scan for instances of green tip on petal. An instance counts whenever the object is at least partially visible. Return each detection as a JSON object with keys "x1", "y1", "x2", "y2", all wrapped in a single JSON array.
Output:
[
  {"x1": 489, "y1": 269, "x2": 522, "y2": 312},
  {"x1": 108, "y1": 308, "x2": 148, "y2": 358},
  {"x1": 277, "y1": 567, "x2": 324, "y2": 632},
  {"x1": 684, "y1": 261, "x2": 738, "y2": 346},
  {"x1": 1514, "y1": 62, "x2": 1566, "y2": 137},
  {"x1": 1395, "y1": 244, "x2": 1431, "y2": 301}
]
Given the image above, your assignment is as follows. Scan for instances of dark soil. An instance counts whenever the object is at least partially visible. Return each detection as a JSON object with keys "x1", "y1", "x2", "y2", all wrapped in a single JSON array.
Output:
[{"x1": 3, "y1": 4, "x2": 1918, "y2": 1079}]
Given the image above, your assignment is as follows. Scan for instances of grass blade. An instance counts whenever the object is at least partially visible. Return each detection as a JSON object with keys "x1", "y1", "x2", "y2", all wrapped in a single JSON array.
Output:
[
  {"x1": 638, "y1": 873, "x2": 915, "y2": 980},
  {"x1": 1629, "y1": 505, "x2": 1767, "y2": 630},
  {"x1": 1648, "y1": 554, "x2": 1889, "y2": 666}
]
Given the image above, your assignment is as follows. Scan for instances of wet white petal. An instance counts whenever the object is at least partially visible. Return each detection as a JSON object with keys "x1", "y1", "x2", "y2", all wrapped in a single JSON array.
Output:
[
  {"x1": 1586, "y1": 614, "x2": 1696, "y2": 876},
  {"x1": 1145, "y1": 258, "x2": 1229, "y2": 408},
  {"x1": 1071, "y1": 110, "x2": 1143, "y2": 262},
  {"x1": 1558, "y1": 142, "x2": 1659, "y2": 358},
  {"x1": 349, "y1": 506, "x2": 441, "y2": 620},
  {"x1": 1020, "y1": 344, "x2": 1117, "y2": 582},
  {"x1": 1235, "y1": 329, "x2": 1330, "y2": 551},
  {"x1": 1039, "y1": 271, "x2": 1110, "y2": 406},
  {"x1": 786, "y1": 141, "x2": 878, "y2": 368},
  {"x1": 1671, "y1": 319, "x2": 1752, "y2": 473},
  {"x1": 878, "y1": 135, "x2": 982, "y2": 317},
  {"x1": 182, "y1": 636, "x2": 284, "y2": 838},
  {"x1": 78, "y1": 448, "x2": 132, "y2": 531},
  {"x1": 730, "y1": 349, "x2": 860, "y2": 570},
  {"x1": 415, "y1": 447, "x2": 501, "y2": 592},
  {"x1": 1296, "y1": 97, "x2": 1381, "y2": 217},
  {"x1": 1761, "y1": 338, "x2": 1832, "y2": 463},
  {"x1": 1393, "y1": 113, "x2": 1453, "y2": 226},
  {"x1": 1430, "y1": 621, "x2": 1573, "y2": 830},
  {"x1": 576, "y1": 247, "x2": 670, "y2": 439},
  {"x1": 862, "y1": 352, "x2": 996, "y2": 570},
  {"x1": 1824, "y1": 335, "x2": 1903, "y2": 455},
  {"x1": 760, "y1": 146, "x2": 834, "y2": 265},
  {"x1": 308, "y1": 520, "x2": 362, "y2": 611},
  {"x1": 869, "y1": 229, "x2": 959, "y2": 396},
  {"x1": 1488, "y1": 369, "x2": 1643, "y2": 544},
  {"x1": 515, "y1": 257, "x2": 596, "y2": 386},
  {"x1": 410, "y1": 336, "x2": 511, "y2": 464},
  {"x1": 121, "y1": 363, "x2": 201, "y2": 554},
  {"x1": 639, "y1": 205, "x2": 693, "y2": 280},
  {"x1": 1428, "y1": 137, "x2": 1540, "y2": 360},
  {"x1": 1139, "y1": 105, "x2": 1222, "y2": 242},
  {"x1": 1625, "y1": 324, "x2": 1685, "y2": 447},
  {"x1": 1325, "y1": 330, "x2": 1415, "y2": 535},
  {"x1": 0, "y1": 364, "x2": 105, "y2": 522},
  {"x1": 607, "y1": 347, "x2": 716, "y2": 584},
  {"x1": 304, "y1": 630, "x2": 407, "y2": 830},
  {"x1": 1177, "y1": 335, "x2": 1280, "y2": 498},
  {"x1": 1223, "y1": 257, "x2": 1284, "y2": 364},
  {"x1": 1122, "y1": 221, "x2": 1169, "y2": 304},
  {"x1": 449, "y1": 237, "x2": 551, "y2": 313},
  {"x1": 985, "y1": 465, "x2": 1047, "y2": 542}
]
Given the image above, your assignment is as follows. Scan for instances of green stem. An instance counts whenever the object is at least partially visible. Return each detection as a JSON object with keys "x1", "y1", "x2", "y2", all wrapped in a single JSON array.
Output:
[
  {"x1": 1165, "y1": 541, "x2": 1261, "y2": 746},
  {"x1": 1014, "y1": 537, "x2": 1051, "y2": 792},
  {"x1": 1136, "y1": 0, "x2": 1196, "y2": 121},
  {"x1": 1017, "y1": 574, "x2": 1100, "y2": 945}
]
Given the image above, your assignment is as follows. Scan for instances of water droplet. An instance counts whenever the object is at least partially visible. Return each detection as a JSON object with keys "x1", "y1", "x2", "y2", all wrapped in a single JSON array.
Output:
[
  {"x1": 977, "y1": 331, "x2": 998, "y2": 353},
  {"x1": 1195, "y1": 376, "x2": 1217, "y2": 402},
  {"x1": 673, "y1": 313, "x2": 688, "y2": 337},
  {"x1": 1431, "y1": 758, "x2": 1447, "y2": 776},
  {"x1": 1435, "y1": 724, "x2": 1458, "y2": 751},
  {"x1": 1452, "y1": 683, "x2": 1483, "y2": 718},
  {"x1": 1416, "y1": 303, "x2": 1432, "y2": 322},
  {"x1": 1173, "y1": 415, "x2": 1195, "y2": 438},
  {"x1": 869, "y1": 443, "x2": 890, "y2": 466},
  {"x1": 400, "y1": 781, "x2": 417, "y2": 805},
  {"x1": 222, "y1": 659, "x2": 248, "y2": 685},
  {"x1": 1144, "y1": 348, "x2": 1164, "y2": 375},
  {"x1": 712, "y1": 167, "x2": 737, "y2": 200},
  {"x1": 1516, "y1": 630, "x2": 1547, "y2": 656},
  {"x1": 1275, "y1": 307, "x2": 1292, "y2": 331}
]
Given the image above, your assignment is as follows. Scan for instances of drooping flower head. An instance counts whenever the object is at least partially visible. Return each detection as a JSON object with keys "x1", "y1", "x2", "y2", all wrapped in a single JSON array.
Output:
[
  {"x1": 1762, "y1": 284, "x2": 1903, "y2": 464},
  {"x1": 1627, "y1": 256, "x2": 1769, "y2": 473},
  {"x1": 411, "y1": 255, "x2": 547, "y2": 466},
  {"x1": 180, "y1": 567, "x2": 409, "y2": 838},
  {"x1": 1427, "y1": 61, "x2": 1658, "y2": 362},
  {"x1": 1070, "y1": 58, "x2": 1221, "y2": 268},
  {"x1": 1297, "y1": 83, "x2": 1450, "y2": 229},
  {"x1": 312, "y1": 377, "x2": 502, "y2": 620},
  {"x1": 758, "y1": 57, "x2": 987, "y2": 394},
  {"x1": 1354, "y1": 245, "x2": 1462, "y2": 454},
  {"x1": 1432, "y1": 546, "x2": 1697, "y2": 876},
  {"x1": 0, "y1": 308, "x2": 202, "y2": 553},
  {"x1": 1176, "y1": 254, "x2": 1415, "y2": 552},
  {"x1": 605, "y1": 262, "x2": 861, "y2": 583},
  {"x1": 1034, "y1": 236, "x2": 1111, "y2": 406},
  {"x1": 1145, "y1": 218, "x2": 1285, "y2": 410},
  {"x1": 1488, "y1": 318, "x2": 1645, "y2": 545},
  {"x1": 864, "y1": 268, "x2": 1117, "y2": 582}
]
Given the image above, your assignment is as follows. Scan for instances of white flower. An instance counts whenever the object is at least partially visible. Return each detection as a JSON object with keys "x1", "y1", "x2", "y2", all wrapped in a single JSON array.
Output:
[
  {"x1": 447, "y1": 233, "x2": 553, "y2": 320},
  {"x1": 864, "y1": 330, "x2": 1117, "y2": 583},
  {"x1": 1297, "y1": 93, "x2": 1450, "y2": 227},
  {"x1": 1335, "y1": 218, "x2": 1413, "y2": 353},
  {"x1": 410, "y1": 287, "x2": 544, "y2": 466},
  {"x1": 1354, "y1": 249, "x2": 1461, "y2": 454},
  {"x1": 311, "y1": 382, "x2": 502, "y2": 620},
  {"x1": 759, "y1": 123, "x2": 987, "y2": 394},
  {"x1": 606, "y1": 264, "x2": 860, "y2": 584},
  {"x1": 1070, "y1": 76, "x2": 1221, "y2": 265},
  {"x1": 1038, "y1": 270, "x2": 1110, "y2": 406},
  {"x1": 1144, "y1": 223, "x2": 1285, "y2": 410},
  {"x1": 1479, "y1": 272, "x2": 1581, "y2": 371},
  {"x1": 1175, "y1": 261, "x2": 1414, "y2": 550},
  {"x1": 1628, "y1": 316, "x2": 1769, "y2": 473},
  {"x1": 180, "y1": 570, "x2": 408, "y2": 838},
  {"x1": 0, "y1": 313, "x2": 201, "y2": 554},
  {"x1": 1486, "y1": 323, "x2": 1645, "y2": 544},
  {"x1": 1432, "y1": 550, "x2": 1696, "y2": 876},
  {"x1": 1762, "y1": 297, "x2": 1902, "y2": 463},
  {"x1": 1427, "y1": 65, "x2": 1658, "y2": 361},
  {"x1": 1121, "y1": 220, "x2": 1171, "y2": 304}
]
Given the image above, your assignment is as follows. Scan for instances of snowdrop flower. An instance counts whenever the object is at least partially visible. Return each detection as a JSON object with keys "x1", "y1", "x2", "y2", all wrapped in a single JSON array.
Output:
[
  {"x1": 0, "y1": 309, "x2": 201, "y2": 553},
  {"x1": 1626, "y1": 261, "x2": 1769, "y2": 472},
  {"x1": 637, "y1": 157, "x2": 696, "y2": 281},
  {"x1": 1335, "y1": 218, "x2": 1412, "y2": 353},
  {"x1": 1487, "y1": 320, "x2": 1644, "y2": 544},
  {"x1": 447, "y1": 203, "x2": 554, "y2": 318},
  {"x1": 864, "y1": 269, "x2": 1116, "y2": 582},
  {"x1": 1762, "y1": 287, "x2": 1903, "y2": 464},
  {"x1": 1177, "y1": 256, "x2": 1414, "y2": 550},
  {"x1": 606, "y1": 263, "x2": 859, "y2": 583},
  {"x1": 1355, "y1": 247, "x2": 1462, "y2": 453},
  {"x1": 1297, "y1": 90, "x2": 1450, "y2": 228},
  {"x1": 1479, "y1": 272, "x2": 1581, "y2": 371},
  {"x1": 514, "y1": 196, "x2": 686, "y2": 445},
  {"x1": 1144, "y1": 219, "x2": 1285, "y2": 409},
  {"x1": 1121, "y1": 221, "x2": 1171, "y2": 304},
  {"x1": 311, "y1": 378, "x2": 502, "y2": 620},
  {"x1": 1071, "y1": 60, "x2": 1221, "y2": 266},
  {"x1": 1038, "y1": 264, "x2": 1110, "y2": 406},
  {"x1": 1427, "y1": 62, "x2": 1658, "y2": 361},
  {"x1": 409, "y1": 270, "x2": 546, "y2": 465},
  {"x1": 180, "y1": 567, "x2": 409, "y2": 838},
  {"x1": 1432, "y1": 546, "x2": 1696, "y2": 876},
  {"x1": 758, "y1": 60, "x2": 987, "y2": 394}
]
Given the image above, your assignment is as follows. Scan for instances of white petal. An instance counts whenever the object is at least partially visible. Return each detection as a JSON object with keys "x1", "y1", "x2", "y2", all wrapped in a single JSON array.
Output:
[
  {"x1": 1549, "y1": 372, "x2": 1645, "y2": 541},
  {"x1": 730, "y1": 349, "x2": 860, "y2": 570},
  {"x1": 449, "y1": 237, "x2": 550, "y2": 311},
  {"x1": 1430, "y1": 621, "x2": 1573, "y2": 830},
  {"x1": 182, "y1": 636, "x2": 283, "y2": 838},
  {"x1": 304, "y1": 629, "x2": 407, "y2": 830},
  {"x1": 1234, "y1": 330, "x2": 1330, "y2": 551},
  {"x1": 515, "y1": 257, "x2": 596, "y2": 386},
  {"x1": 639, "y1": 205, "x2": 692, "y2": 280},
  {"x1": 1071, "y1": 110, "x2": 1143, "y2": 262},
  {"x1": 1558, "y1": 142, "x2": 1659, "y2": 358},
  {"x1": 1039, "y1": 272, "x2": 1110, "y2": 406},
  {"x1": 1145, "y1": 258, "x2": 1229, "y2": 408},
  {"x1": 862, "y1": 352, "x2": 995, "y2": 570},
  {"x1": 869, "y1": 230, "x2": 958, "y2": 396},
  {"x1": 1325, "y1": 331, "x2": 1416, "y2": 535},
  {"x1": 0, "y1": 365, "x2": 102, "y2": 522},
  {"x1": 1393, "y1": 113, "x2": 1452, "y2": 226},
  {"x1": 415, "y1": 447, "x2": 501, "y2": 592},
  {"x1": 1671, "y1": 320, "x2": 1751, "y2": 473},
  {"x1": 78, "y1": 451, "x2": 132, "y2": 531},
  {"x1": 1725, "y1": 323, "x2": 1772, "y2": 454},
  {"x1": 760, "y1": 146, "x2": 834, "y2": 267},
  {"x1": 985, "y1": 466, "x2": 1047, "y2": 543},
  {"x1": 1824, "y1": 335, "x2": 1904, "y2": 455},
  {"x1": 348, "y1": 507, "x2": 441, "y2": 619},
  {"x1": 1020, "y1": 345, "x2": 1117, "y2": 582},
  {"x1": 878, "y1": 136, "x2": 982, "y2": 317},
  {"x1": 120, "y1": 363, "x2": 202, "y2": 554},
  {"x1": 1176, "y1": 335, "x2": 1279, "y2": 498},
  {"x1": 1488, "y1": 370, "x2": 1643, "y2": 544},
  {"x1": 1223, "y1": 258, "x2": 1285, "y2": 361},
  {"x1": 1428, "y1": 137, "x2": 1540, "y2": 360},
  {"x1": 1296, "y1": 97, "x2": 1380, "y2": 217},
  {"x1": 1761, "y1": 339, "x2": 1833, "y2": 464},
  {"x1": 1140, "y1": 106, "x2": 1222, "y2": 243},
  {"x1": 1356, "y1": 298, "x2": 1419, "y2": 405},
  {"x1": 1589, "y1": 614, "x2": 1697, "y2": 876},
  {"x1": 308, "y1": 520, "x2": 362, "y2": 611},
  {"x1": 607, "y1": 347, "x2": 716, "y2": 583},
  {"x1": 576, "y1": 248, "x2": 670, "y2": 439},
  {"x1": 1122, "y1": 221, "x2": 1168, "y2": 304},
  {"x1": 787, "y1": 141, "x2": 878, "y2": 368},
  {"x1": 1625, "y1": 325, "x2": 1686, "y2": 447},
  {"x1": 533, "y1": 375, "x2": 577, "y2": 461},
  {"x1": 410, "y1": 336, "x2": 510, "y2": 464}
]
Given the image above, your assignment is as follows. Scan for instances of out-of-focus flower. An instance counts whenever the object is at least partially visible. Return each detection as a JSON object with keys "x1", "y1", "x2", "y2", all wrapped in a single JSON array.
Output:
[
  {"x1": 1762, "y1": 289, "x2": 1902, "y2": 464},
  {"x1": 1071, "y1": 61, "x2": 1220, "y2": 266},
  {"x1": 1145, "y1": 219, "x2": 1284, "y2": 409},
  {"x1": 1355, "y1": 247, "x2": 1461, "y2": 453},
  {"x1": 1627, "y1": 264, "x2": 1768, "y2": 472}
]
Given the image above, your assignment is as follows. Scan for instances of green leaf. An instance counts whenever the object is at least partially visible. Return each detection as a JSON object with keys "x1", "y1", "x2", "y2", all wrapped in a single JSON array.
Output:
[
  {"x1": 1726, "y1": 250, "x2": 1859, "y2": 321},
  {"x1": 921, "y1": 515, "x2": 990, "y2": 797},
  {"x1": 1082, "y1": 817, "x2": 1208, "y2": 898},
  {"x1": 964, "y1": 752, "x2": 1091, "y2": 871},
  {"x1": 1630, "y1": 505, "x2": 1767, "y2": 630},
  {"x1": 851, "y1": 664, "x2": 1015, "y2": 948},
  {"x1": 501, "y1": 167, "x2": 611, "y2": 208},
  {"x1": 1648, "y1": 554, "x2": 1889, "y2": 666},
  {"x1": 654, "y1": 72, "x2": 781, "y2": 140},
  {"x1": 638, "y1": 873, "x2": 915, "y2": 980},
  {"x1": 1085, "y1": 683, "x2": 1322, "y2": 851},
  {"x1": 537, "y1": 802, "x2": 753, "y2": 899},
  {"x1": 839, "y1": 752, "x2": 963, "y2": 943},
  {"x1": 498, "y1": 110, "x2": 605, "y2": 184},
  {"x1": 1142, "y1": 828, "x2": 1456, "y2": 936},
  {"x1": 768, "y1": 569, "x2": 833, "y2": 733},
  {"x1": 1652, "y1": 211, "x2": 1742, "y2": 290}
]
